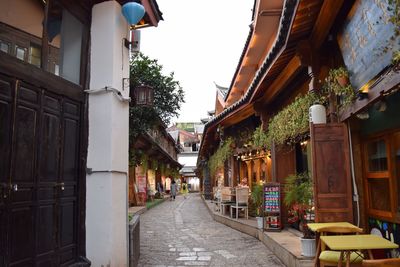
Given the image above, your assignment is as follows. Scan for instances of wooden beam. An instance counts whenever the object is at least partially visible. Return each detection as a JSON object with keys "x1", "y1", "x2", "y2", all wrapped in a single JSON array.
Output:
[
  {"x1": 255, "y1": 55, "x2": 303, "y2": 105},
  {"x1": 310, "y1": 0, "x2": 345, "y2": 48}
]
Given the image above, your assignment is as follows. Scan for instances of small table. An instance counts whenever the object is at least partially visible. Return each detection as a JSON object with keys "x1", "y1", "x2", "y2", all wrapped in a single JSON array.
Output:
[
  {"x1": 320, "y1": 234, "x2": 399, "y2": 267},
  {"x1": 308, "y1": 222, "x2": 359, "y2": 232},
  {"x1": 220, "y1": 193, "x2": 235, "y2": 215},
  {"x1": 308, "y1": 222, "x2": 361, "y2": 267}
]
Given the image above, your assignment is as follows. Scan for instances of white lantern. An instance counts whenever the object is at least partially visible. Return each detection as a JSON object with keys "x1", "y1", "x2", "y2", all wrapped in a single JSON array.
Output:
[{"x1": 309, "y1": 104, "x2": 326, "y2": 124}]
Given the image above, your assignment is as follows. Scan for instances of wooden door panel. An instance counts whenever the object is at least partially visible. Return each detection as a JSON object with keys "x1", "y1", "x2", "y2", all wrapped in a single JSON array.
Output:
[
  {"x1": 12, "y1": 105, "x2": 37, "y2": 183},
  {"x1": 9, "y1": 85, "x2": 39, "y2": 267},
  {"x1": 2, "y1": 76, "x2": 83, "y2": 266},
  {"x1": 36, "y1": 94, "x2": 62, "y2": 266},
  {"x1": 59, "y1": 102, "x2": 80, "y2": 266},
  {"x1": 311, "y1": 123, "x2": 353, "y2": 223},
  {"x1": 0, "y1": 77, "x2": 13, "y2": 267},
  {"x1": 37, "y1": 205, "x2": 56, "y2": 255},
  {"x1": 39, "y1": 113, "x2": 60, "y2": 182},
  {"x1": 10, "y1": 207, "x2": 34, "y2": 266},
  {"x1": 313, "y1": 141, "x2": 347, "y2": 194},
  {"x1": 63, "y1": 118, "x2": 79, "y2": 181}
]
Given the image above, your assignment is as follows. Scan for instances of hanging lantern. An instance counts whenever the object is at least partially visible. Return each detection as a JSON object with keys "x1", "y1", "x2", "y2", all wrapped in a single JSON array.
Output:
[
  {"x1": 121, "y1": 2, "x2": 146, "y2": 26},
  {"x1": 134, "y1": 84, "x2": 154, "y2": 106}
]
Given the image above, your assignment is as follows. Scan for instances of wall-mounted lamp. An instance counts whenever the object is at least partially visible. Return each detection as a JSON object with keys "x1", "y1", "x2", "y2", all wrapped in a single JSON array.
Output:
[
  {"x1": 375, "y1": 99, "x2": 387, "y2": 112},
  {"x1": 357, "y1": 90, "x2": 368, "y2": 100},
  {"x1": 134, "y1": 84, "x2": 154, "y2": 106},
  {"x1": 122, "y1": 2, "x2": 145, "y2": 48},
  {"x1": 356, "y1": 110, "x2": 369, "y2": 120}
]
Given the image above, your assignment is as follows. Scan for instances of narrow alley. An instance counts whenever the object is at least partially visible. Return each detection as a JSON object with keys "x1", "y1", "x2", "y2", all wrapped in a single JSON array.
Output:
[{"x1": 138, "y1": 194, "x2": 284, "y2": 266}]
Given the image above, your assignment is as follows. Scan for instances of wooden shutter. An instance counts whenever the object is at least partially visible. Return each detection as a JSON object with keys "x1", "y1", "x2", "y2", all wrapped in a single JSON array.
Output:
[{"x1": 311, "y1": 123, "x2": 354, "y2": 223}]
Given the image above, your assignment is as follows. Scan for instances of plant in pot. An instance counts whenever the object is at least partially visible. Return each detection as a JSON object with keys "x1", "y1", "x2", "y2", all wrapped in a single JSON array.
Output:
[
  {"x1": 251, "y1": 183, "x2": 264, "y2": 229},
  {"x1": 330, "y1": 66, "x2": 349, "y2": 87},
  {"x1": 284, "y1": 172, "x2": 315, "y2": 257},
  {"x1": 324, "y1": 67, "x2": 356, "y2": 109}
]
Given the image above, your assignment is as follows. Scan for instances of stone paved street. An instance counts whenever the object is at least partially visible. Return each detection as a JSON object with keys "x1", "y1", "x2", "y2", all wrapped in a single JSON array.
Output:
[{"x1": 138, "y1": 193, "x2": 285, "y2": 267}]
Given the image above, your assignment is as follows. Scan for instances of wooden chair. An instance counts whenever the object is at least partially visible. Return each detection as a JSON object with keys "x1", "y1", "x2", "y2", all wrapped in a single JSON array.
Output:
[
  {"x1": 362, "y1": 258, "x2": 400, "y2": 266},
  {"x1": 213, "y1": 187, "x2": 221, "y2": 212},
  {"x1": 220, "y1": 187, "x2": 234, "y2": 215},
  {"x1": 318, "y1": 226, "x2": 364, "y2": 267},
  {"x1": 230, "y1": 187, "x2": 249, "y2": 219}
]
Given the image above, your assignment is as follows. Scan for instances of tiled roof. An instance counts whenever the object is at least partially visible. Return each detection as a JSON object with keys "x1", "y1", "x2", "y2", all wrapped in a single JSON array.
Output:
[{"x1": 199, "y1": 0, "x2": 299, "y2": 158}]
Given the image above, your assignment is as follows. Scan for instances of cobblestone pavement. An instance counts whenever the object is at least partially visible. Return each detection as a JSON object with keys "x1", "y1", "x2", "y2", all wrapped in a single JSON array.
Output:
[{"x1": 138, "y1": 193, "x2": 285, "y2": 267}]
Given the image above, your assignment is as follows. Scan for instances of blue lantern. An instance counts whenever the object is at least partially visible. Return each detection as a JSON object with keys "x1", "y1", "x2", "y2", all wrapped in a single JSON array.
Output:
[{"x1": 122, "y1": 2, "x2": 145, "y2": 26}]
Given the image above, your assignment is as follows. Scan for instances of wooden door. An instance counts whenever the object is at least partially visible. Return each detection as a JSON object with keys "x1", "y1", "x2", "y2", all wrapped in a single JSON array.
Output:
[
  {"x1": 311, "y1": 123, "x2": 353, "y2": 223},
  {"x1": 0, "y1": 76, "x2": 82, "y2": 266},
  {"x1": 0, "y1": 75, "x2": 14, "y2": 266}
]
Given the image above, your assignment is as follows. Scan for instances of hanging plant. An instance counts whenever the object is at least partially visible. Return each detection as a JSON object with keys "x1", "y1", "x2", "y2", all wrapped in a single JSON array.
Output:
[
  {"x1": 208, "y1": 138, "x2": 234, "y2": 176},
  {"x1": 159, "y1": 162, "x2": 166, "y2": 175},
  {"x1": 141, "y1": 153, "x2": 149, "y2": 173},
  {"x1": 151, "y1": 159, "x2": 158, "y2": 170},
  {"x1": 252, "y1": 126, "x2": 271, "y2": 150},
  {"x1": 388, "y1": 0, "x2": 400, "y2": 36},
  {"x1": 266, "y1": 92, "x2": 323, "y2": 146},
  {"x1": 324, "y1": 67, "x2": 356, "y2": 108}
]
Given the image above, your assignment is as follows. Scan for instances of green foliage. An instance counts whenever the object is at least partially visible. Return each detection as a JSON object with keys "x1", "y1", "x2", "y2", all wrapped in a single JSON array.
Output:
[
  {"x1": 267, "y1": 92, "x2": 322, "y2": 146},
  {"x1": 329, "y1": 66, "x2": 348, "y2": 79},
  {"x1": 324, "y1": 67, "x2": 356, "y2": 108},
  {"x1": 252, "y1": 126, "x2": 271, "y2": 150},
  {"x1": 208, "y1": 138, "x2": 234, "y2": 176},
  {"x1": 388, "y1": 0, "x2": 400, "y2": 36},
  {"x1": 129, "y1": 53, "x2": 185, "y2": 125},
  {"x1": 284, "y1": 172, "x2": 314, "y2": 238},
  {"x1": 284, "y1": 173, "x2": 313, "y2": 208},
  {"x1": 151, "y1": 159, "x2": 158, "y2": 170},
  {"x1": 129, "y1": 53, "x2": 185, "y2": 166},
  {"x1": 250, "y1": 183, "x2": 264, "y2": 217},
  {"x1": 141, "y1": 154, "x2": 149, "y2": 173},
  {"x1": 393, "y1": 50, "x2": 400, "y2": 65}
]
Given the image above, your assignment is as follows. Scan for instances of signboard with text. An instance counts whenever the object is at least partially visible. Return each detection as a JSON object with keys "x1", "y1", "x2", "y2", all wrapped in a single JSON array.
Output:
[{"x1": 264, "y1": 182, "x2": 281, "y2": 231}]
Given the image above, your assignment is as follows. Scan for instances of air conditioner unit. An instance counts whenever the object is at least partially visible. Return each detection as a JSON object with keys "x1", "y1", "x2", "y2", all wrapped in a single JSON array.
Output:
[{"x1": 130, "y1": 29, "x2": 141, "y2": 53}]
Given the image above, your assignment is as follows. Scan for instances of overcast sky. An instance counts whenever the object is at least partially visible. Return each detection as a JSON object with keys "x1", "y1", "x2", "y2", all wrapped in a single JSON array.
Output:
[{"x1": 140, "y1": 0, "x2": 254, "y2": 123}]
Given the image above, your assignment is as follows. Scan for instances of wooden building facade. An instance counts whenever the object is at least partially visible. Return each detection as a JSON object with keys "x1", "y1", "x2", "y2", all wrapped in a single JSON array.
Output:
[
  {"x1": 0, "y1": 0, "x2": 162, "y2": 266},
  {"x1": 198, "y1": 0, "x2": 400, "y2": 252}
]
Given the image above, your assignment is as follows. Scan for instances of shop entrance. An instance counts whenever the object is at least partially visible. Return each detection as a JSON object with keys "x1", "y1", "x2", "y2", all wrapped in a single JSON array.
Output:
[{"x1": 0, "y1": 75, "x2": 83, "y2": 266}]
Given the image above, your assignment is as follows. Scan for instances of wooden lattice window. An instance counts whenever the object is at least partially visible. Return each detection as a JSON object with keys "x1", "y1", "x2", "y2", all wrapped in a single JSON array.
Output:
[{"x1": 363, "y1": 131, "x2": 400, "y2": 222}]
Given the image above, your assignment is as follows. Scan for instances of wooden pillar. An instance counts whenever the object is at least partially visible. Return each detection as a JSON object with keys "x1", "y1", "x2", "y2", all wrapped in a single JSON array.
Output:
[
  {"x1": 255, "y1": 159, "x2": 261, "y2": 184},
  {"x1": 245, "y1": 161, "x2": 252, "y2": 189}
]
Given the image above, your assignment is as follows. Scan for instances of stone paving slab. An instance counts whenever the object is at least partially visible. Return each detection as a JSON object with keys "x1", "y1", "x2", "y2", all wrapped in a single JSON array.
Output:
[{"x1": 138, "y1": 193, "x2": 285, "y2": 266}]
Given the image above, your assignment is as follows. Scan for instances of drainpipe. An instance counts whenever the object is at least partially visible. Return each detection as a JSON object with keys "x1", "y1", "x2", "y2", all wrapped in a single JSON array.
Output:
[{"x1": 347, "y1": 122, "x2": 360, "y2": 227}]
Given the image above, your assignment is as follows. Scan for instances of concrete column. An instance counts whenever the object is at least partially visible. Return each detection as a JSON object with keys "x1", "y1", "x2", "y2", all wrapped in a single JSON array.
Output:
[{"x1": 86, "y1": 2, "x2": 130, "y2": 266}]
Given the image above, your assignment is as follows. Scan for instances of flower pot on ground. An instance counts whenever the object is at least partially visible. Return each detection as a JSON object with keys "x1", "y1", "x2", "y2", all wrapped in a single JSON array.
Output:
[
  {"x1": 250, "y1": 183, "x2": 264, "y2": 229},
  {"x1": 284, "y1": 172, "x2": 315, "y2": 256},
  {"x1": 300, "y1": 237, "x2": 316, "y2": 257},
  {"x1": 256, "y1": 216, "x2": 263, "y2": 229}
]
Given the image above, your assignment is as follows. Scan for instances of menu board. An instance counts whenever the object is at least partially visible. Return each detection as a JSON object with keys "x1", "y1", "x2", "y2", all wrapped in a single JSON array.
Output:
[
  {"x1": 264, "y1": 183, "x2": 280, "y2": 213},
  {"x1": 264, "y1": 182, "x2": 281, "y2": 231}
]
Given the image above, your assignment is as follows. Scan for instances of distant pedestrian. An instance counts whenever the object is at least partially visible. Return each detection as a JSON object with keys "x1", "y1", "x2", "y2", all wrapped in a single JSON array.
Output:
[
  {"x1": 170, "y1": 179, "x2": 177, "y2": 200},
  {"x1": 181, "y1": 179, "x2": 189, "y2": 199}
]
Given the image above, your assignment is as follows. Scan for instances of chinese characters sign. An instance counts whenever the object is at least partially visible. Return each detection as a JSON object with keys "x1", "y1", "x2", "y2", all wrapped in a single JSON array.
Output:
[{"x1": 338, "y1": 0, "x2": 400, "y2": 90}]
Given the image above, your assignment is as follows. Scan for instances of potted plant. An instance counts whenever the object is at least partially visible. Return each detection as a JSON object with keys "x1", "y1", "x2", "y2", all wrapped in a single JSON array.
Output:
[
  {"x1": 330, "y1": 67, "x2": 349, "y2": 87},
  {"x1": 324, "y1": 67, "x2": 356, "y2": 109},
  {"x1": 284, "y1": 172, "x2": 315, "y2": 257},
  {"x1": 251, "y1": 183, "x2": 264, "y2": 229}
]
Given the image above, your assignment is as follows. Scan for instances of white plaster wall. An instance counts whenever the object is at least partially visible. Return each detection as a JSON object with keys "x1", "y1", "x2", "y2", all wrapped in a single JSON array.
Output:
[
  {"x1": 87, "y1": 1, "x2": 130, "y2": 266},
  {"x1": 178, "y1": 154, "x2": 198, "y2": 167}
]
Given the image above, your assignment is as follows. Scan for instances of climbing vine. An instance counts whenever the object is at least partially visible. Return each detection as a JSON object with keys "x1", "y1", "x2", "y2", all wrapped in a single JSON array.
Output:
[{"x1": 208, "y1": 138, "x2": 234, "y2": 176}]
